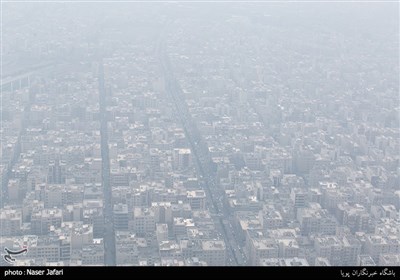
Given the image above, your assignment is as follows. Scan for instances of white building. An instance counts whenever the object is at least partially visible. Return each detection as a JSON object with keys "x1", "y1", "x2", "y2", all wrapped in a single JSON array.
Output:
[
  {"x1": 248, "y1": 238, "x2": 279, "y2": 265},
  {"x1": 82, "y1": 238, "x2": 104, "y2": 265},
  {"x1": 129, "y1": 207, "x2": 155, "y2": 236},
  {"x1": 201, "y1": 240, "x2": 226, "y2": 266}
]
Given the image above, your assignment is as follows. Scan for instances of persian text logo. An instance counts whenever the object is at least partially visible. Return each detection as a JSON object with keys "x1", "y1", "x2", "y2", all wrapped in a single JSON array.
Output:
[{"x1": 2, "y1": 242, "x2": 28, "y2": 264}]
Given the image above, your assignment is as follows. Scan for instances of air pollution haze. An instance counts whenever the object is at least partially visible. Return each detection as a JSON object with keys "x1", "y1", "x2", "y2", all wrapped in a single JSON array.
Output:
[{"x1": 0, "y1": 1, "x2": 399, "y2": 271}]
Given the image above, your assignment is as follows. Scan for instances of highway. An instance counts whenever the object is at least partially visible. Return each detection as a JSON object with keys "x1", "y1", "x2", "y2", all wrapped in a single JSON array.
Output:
[
  {"x1": 158, "y1": 41, "x2": 246, "y2": 266},
  {"x1": 98, "y1": 61, "x2": 116, "y2": 266}
]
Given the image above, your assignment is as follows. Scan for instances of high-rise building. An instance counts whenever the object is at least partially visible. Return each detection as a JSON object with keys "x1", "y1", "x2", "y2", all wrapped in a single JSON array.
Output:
[
  {"x1": 201, "y1": 240, "x2": 226, "y2": 266},
  {"x1": 31, "y1": 208, "x2": 63, "y2": 235},
  {"x1": 173, "y1": 148, "x2": 191, "y2": 171},
  {"x1": 248, "y1": 238, "x2": 279, "y2": 265},
  {"x1": 113, "y1": 203, "x2": 129, "y2": 231},
  {"x1": 129, "y1": 207, "x2": 155, "y2": 236},
  {"x1": 47, "y1": 159, "x2": 66, "y2": 184},
  {"x1": 0, "y1": 208, "x2": 22, "y2": 236},
  {"x1": 364, "y1": 235, "x2": 391, "y2": 263},
  {"x1": 187, "y1": 190, "x2": 206, "y2": 210}
]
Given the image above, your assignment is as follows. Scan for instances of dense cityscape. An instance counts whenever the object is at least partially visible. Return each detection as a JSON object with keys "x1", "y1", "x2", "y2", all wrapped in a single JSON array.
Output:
[{"x1": 0, "y1": 2, "x2": 399, "y2": 266}]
